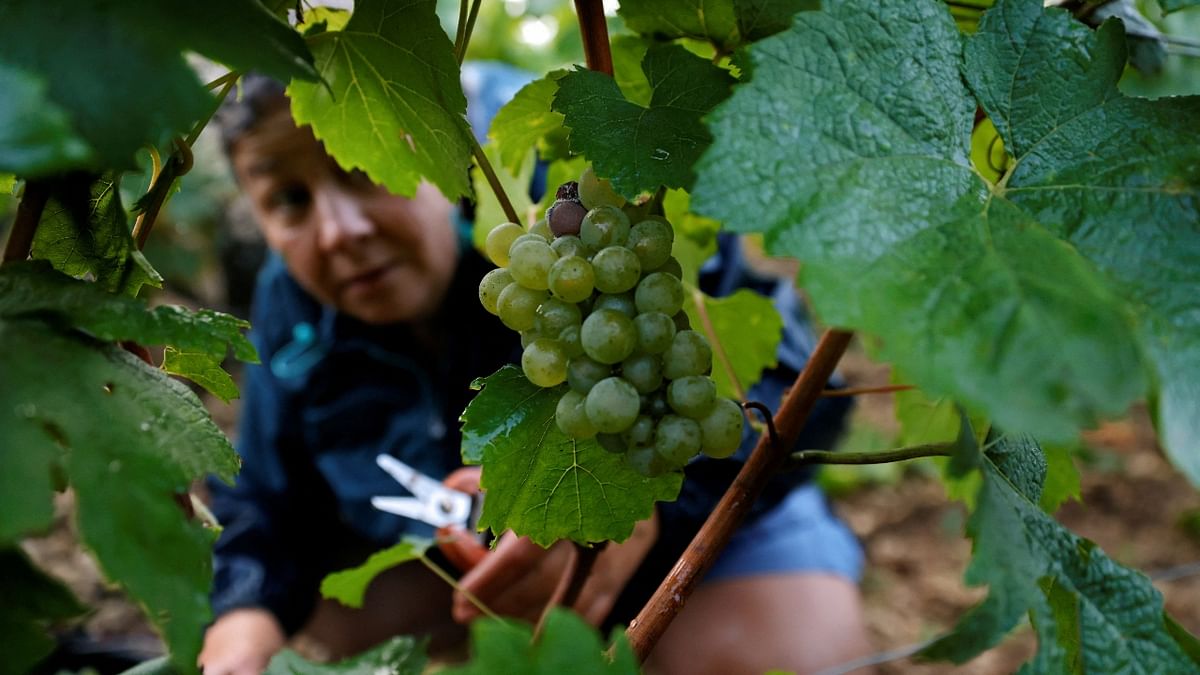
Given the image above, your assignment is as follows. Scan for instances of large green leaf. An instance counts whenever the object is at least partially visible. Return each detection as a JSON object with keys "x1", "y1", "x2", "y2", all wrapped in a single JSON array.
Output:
[
  {"x1": 0, "y1": 318, "x2": 239, "y2": 673},
  {"x1": 460, "y1": 367, "x2": 681, "y2": 546},
  {"x1": 162, "y1": 347, "x2": 239, "y2": 403},
  {"x1": 683, "y1": 288, "x2": 782, "y2": 400},
  {"x1": 922, "y1": 434, "x2": 1199, "y2": 670},
  {"x1": 0, "y1": 548, "x2": 87, "y2": 675},
  {"x1": 0, "y1": 262, "x2": 257, "y2": 367},
  {"x1": 1161, "y1": 0, "x2": 1200, "y2": 13},
  {"x1": 266, "y1": 636, "x2": 426, "y2": 675},
  {"x1": 0, "y1": 61, "x2": 93, "y2": 176},
  {"x1": 554, "y1": 44, "x2": 734, "y2": 199},
  {"x1": 692, "y1": 0, "x2": 1153, "y2": 444},
  {"x1": 0, "y1": 1, "x2": 314, "y2": 172},
  {"x1": 488, "y1": 71, "x2": 567, "y2": 175},
  {"x1": 964, "y1": 0, "x2": 1200, "y2": 486},
  {"x1": 617, "y1": 0, "x2": 817, "y2": 52},
  {"x1": 32, "y1": 174, "x2": 162, "y2": 297},
  {"x1": 320, "y1": 538, "x2": 431, "y2": 609},
  {"x1": 289, "y1": 0, "x2": 475, "y2": 200},
  {"x1": 439, "y1": 608, "x2": 639, "y2": 675}
]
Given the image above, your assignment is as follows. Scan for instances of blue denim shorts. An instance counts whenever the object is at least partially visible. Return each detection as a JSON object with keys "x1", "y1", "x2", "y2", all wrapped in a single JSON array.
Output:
[{"x1": 704, "y1": 485, "x2": 864, "y2": 583}]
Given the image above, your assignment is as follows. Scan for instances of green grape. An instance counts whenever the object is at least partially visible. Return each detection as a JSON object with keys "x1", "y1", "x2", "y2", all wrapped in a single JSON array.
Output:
[
  {"x1": 627, "y1": 217, "x2": 674, "y2": 270},
  {"x1": 507, "y1": 233, "x2": 546, "y2": 257},
  {"x1": 635, "y1": 272, "x2": 685, "y2": 315},
  {"x1": 622, "y1": 415, "x2": 656, "y2": 448},
  {"x1": 592, "y1": 246, "x2": 642, "y2": 294},
  {"x1": 522, "y1": 338, "x2": 568, "y2": 387},
  {"x1": 667, "y1": 375, "x2": 717, "y2": 419},
  {"x1": 485, "y1": 222, "x2": 524, "y2": 267},
  {"x1": 558, "y1": 324, "x2": 585, "y2": 358},
  {"x1": 551, "y1": 235, "x2": 590, "y2": 259},
  {"x1": 497, "y1": 284, "x2": 547, "y2": 332},
  {"x1": 548, "y1": 256, "x2": 595, "y2": 303},
  {"x1": 596, "y1": 432, "x2": 626, "y2": 455},
  {"x1": 520, "y1": 330, "x2": 540, "y2": 348},
  {"x1": 580, "y1": 205, "x2": 631, "y2": 250},
  {"x1": 654, "y1": 415, "x2": 702, "y2": 465},
  {"x1": 509, "y1": 239, "x2": 558, "y2": 290},
  {"x1": 641, "y1": 390, "x2": 670, "y2": 417},
  {"x1": 529, "y1": 217, "x2": 552, "y2": 240},
  {"x1": 578, "y1": 164, "x2": 625, "y2": 210},
  {"x1": 622, "y1": 353, "x2": 663, "y2": 394},
  {"x1": 625, "y1": 443, "x2": 669, "y2": 477},
  {"x1": 567, "y1": 356, "x2": 610, "y2": 394},
  {"x1": 672, "y1": 311, "x2": 691, "y2": 331},
  {"x1": 592, "y1": 292, "x2": 636, "y2": 318},
  {"x1": 658, "y1": 256, "x2": 683, "y2": 279},
  {"x1": 699, "y1": 398, "x2": 745, "y2": 459},
  {"x1": 556, "y1": 390, "x2": 597, "y2": 439},
  {"x1": 634, "y1": 312, "x2": 676, "y2": 353},
  {"x1": 581, "y1": 308, "x2": 637, "y2": 364},
  {"x1": 584, "y1": 376, "x2": 640, "y2": 433},
  {"x1": 478, "y1": 268, "x2": 513, "y2": 315},
  {"x1": 535, "y1": 297, "x2": 582, "y2": 337},
  {"x1": 663, "y1": 330, "x2": 712, "y2": 379}
]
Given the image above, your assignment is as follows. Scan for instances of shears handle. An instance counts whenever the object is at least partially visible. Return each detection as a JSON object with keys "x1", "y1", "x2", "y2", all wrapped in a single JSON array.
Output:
[{"x1": 436, "y1": 467, "x2": 489, "y2": 572}]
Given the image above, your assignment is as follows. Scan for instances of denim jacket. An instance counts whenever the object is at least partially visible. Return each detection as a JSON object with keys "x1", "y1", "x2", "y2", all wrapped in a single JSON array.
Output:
[{"x1": 207, "y1": 236, "x2": 850, "y2": 633}]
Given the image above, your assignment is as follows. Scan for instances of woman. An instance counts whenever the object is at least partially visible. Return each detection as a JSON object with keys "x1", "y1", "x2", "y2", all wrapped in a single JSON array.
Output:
[{"x1": 200, "y1": 69, "x2": 870, "y2": 675}]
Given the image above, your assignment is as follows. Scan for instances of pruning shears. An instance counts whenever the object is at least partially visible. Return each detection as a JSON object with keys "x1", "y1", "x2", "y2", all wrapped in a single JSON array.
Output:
[{"x1": 370, "y1": 454, "x2": 489, "y2": 572}]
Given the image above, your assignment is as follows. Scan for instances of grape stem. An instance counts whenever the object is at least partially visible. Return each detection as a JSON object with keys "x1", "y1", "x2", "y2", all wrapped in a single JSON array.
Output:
[
  {"x1": 689, "y1": 284, "x2": 747, "y2": 402},
  {"x1": 784, "y1": 442, "x2": 956, "y2": 471},
  {"x1": 469, "y1": 134, "x2": 521, "y2": 225},
  {"x1": 416, "y1": 550, "x2": 506, "y2": 623},
  {"x1": 456, "y1": 0, "x2": 482, "y2": 66},
  {"x1": 3, "y1": 180, "x2": 49, "y2": 263},
  {"x1": 574, "y1": 0, "x2": 614, "y2": 75},
  {"x1": 624, "y1": 329, "x2": 854, "y2": 662}
]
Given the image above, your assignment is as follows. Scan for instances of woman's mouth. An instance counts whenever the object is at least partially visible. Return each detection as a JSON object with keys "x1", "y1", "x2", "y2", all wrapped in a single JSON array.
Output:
[{"x1": 341, "y1": 263, "x2": 397, "y2": 297}]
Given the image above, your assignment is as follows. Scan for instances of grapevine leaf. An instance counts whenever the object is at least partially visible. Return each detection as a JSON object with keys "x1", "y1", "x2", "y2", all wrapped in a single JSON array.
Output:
[
  {"x1": 161, "y1": 347, "x2": 238, "y2": 403},
  {"x1": 439, "y1": 608, "x2": 639, "y2": 675},
  {"x1": 319, "y1": 538, "x2": 431, "y2": 609},
  {"x1": 683, "y1": 288, "x2": 783, "y2": 400},
  {"x1": 921, "y1": 435, "x2": 1199, "y2": 670},
  {"x1": 0, "y1": 61, "x2": 93, "y2": 176},
  {"x1": 1040, "y1": 444, "x2": 1081, "y2": 513},
  {"x1": 460, "y1": 367, "x2": 681, "y2": 546},
  {"x1": 288, "y1": 0, "x2": 475, "y2": 200},
  {"x1": 32, "y1": 174, "x2": 162, "y2": 297},
  {"x1": 0, "y1": 318, "x2": 239, "y2": 673},
  {"x1": 0, "y1": 548, "x2": 87, "y2": 675},
  {"x1": 1160, "y1": 0, "x2": 1200, "y2": 13},
  {"x1": 611, "y1": 35, "x2": 653, "y2": 107},
  {"x1": 488, "y1": 71, "x2": 567, "y2": 175},
  {"x1": 0, "y1": 418, "x2": 58, "y2": 543},
  {"x1": 965, "y1": 0, "x2": 1200, "y2": 487},
  {"x1": 0, "y1": 261, "x2": 257, "y2": 367},
  {"x1": 0, "y1": 1, "x2": 314, "y2": 171},
  {"x1": 693, "y1": 0, "x2": 1149, "y2": 443},
  {"x1": 471, "y1": 143, "x2": 535, "y2": 251},
  {"x1": 554, "y1": 44, "x2": 734, "y2": 199},
  {"x1": 265, "y1": 636, "x2": 426, "y2": 675},
  {"x1": 617, "y1": 0, "x2": 816, "y2": 51}
]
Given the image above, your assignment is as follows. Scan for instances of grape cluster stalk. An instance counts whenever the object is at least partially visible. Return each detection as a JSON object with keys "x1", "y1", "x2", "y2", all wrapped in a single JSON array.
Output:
[{"x1": 478, "y1": 166, "x2": 743, "y2": 476}]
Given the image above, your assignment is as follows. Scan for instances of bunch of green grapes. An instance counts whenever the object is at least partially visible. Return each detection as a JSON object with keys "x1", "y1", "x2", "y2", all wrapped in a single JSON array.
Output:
[{"x1": 478, "y1": 166, "x2": 744, "y2": 477}]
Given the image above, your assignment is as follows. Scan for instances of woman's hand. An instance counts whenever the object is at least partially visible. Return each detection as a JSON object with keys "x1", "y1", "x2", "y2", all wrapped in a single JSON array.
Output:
[
  {"x1": 452, "y1": 512, "x2": 660, "y2": 626},
  {"x1": 198, "y1": 607, "x2": 286, "y2": 675}
]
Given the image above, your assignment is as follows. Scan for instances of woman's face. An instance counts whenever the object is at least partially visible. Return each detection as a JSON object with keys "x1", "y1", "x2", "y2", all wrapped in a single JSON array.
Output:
[{"x1": 231, "y1": 105, "x2": 459, "y2": 325}]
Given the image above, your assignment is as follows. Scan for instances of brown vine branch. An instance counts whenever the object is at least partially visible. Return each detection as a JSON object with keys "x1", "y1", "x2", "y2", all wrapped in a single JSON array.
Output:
[
  {"x1": 820, "y1": 383, "x2": 914, "y2": 398},
  {"x1": 3, "y1": 180, "x2": 49, "y2": 263},
  {"x1": 784, "y1": 442, "x2": 956, "y2": 471},
  {"x1": 574, "y1": 0, "x2": 614, "y2": 75},
  {"x1": 690, "y1": 285, "x2": 746, "y2": 402},
  {"x1": 469, "y1": 135, "x2": 521, "y2": 225},
  {"x1": 625, "y1": 329, "x2": 854, "y2": 662}
]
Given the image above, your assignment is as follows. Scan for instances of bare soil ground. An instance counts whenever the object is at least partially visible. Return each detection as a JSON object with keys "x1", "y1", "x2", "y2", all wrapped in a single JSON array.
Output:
[{"x1": 23, "y1": 345, "x2": 1200, "y2": 673}]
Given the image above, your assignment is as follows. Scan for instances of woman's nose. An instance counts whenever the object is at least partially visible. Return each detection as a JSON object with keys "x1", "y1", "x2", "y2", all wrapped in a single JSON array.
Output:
[{"x1": 315, "y1": 184, "x2": 375, "y2": 251}]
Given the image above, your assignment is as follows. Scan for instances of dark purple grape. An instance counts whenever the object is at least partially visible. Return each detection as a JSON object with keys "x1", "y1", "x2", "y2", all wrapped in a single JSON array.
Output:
[
  {"x1": 548, "y1": 200, "x2": 587, "y2": 237},
  {"x1": 556, "y1": 181, "x2": 580, "y2": 203}
]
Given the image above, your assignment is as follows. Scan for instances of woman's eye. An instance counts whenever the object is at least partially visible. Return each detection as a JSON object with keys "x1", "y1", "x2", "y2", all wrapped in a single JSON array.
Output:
[{"x1": 267, "y1": 184, "x2": 312, "y2": 215}]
